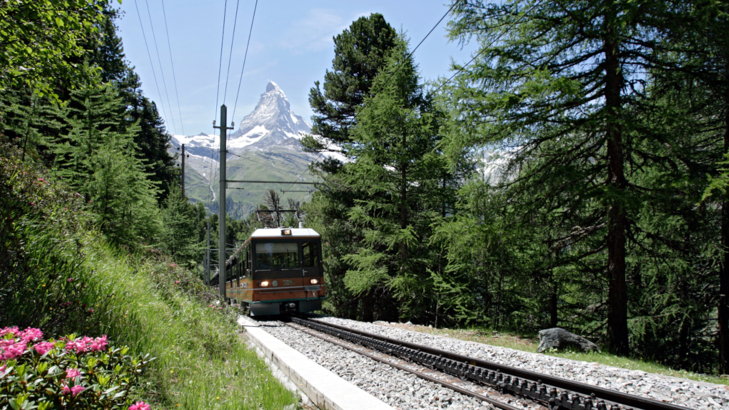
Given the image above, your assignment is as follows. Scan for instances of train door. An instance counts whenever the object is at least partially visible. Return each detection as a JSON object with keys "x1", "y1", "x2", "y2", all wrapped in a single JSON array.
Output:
[{"x1": 301, "y1": 240, "x2": 321, "y2": 277}]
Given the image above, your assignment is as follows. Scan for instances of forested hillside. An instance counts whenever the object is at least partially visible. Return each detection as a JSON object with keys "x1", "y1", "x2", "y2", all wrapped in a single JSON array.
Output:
[
  {"x1": 0, "y1": 2, "x2": 297, "y2": 408},
  {"x1": 303, "y1": 3, "x2": 729, "y2": 375}
]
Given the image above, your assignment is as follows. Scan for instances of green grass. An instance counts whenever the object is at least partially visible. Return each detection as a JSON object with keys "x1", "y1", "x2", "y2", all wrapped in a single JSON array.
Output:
[
  {"x1": 383, "y1": 324, "x2": 729, "y2": 386},
  {"x1": 83, "y1": 240, "x2": 298, "y2": 409}
]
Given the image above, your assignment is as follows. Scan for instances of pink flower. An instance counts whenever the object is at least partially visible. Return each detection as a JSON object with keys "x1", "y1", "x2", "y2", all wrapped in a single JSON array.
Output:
[
  {"x1": 62, "y1": 385, "x2": 71, "y2": 395},
  {"x1": 0, "y1": 327, "x2": 18, "y2": 337},
  {"x1": 34, "y1": 341, "x2": 55, "y2": 355},
  {"x1": 1, "y1": 341, "x2": 26, "y2": 360},
  {"x1": 19, "y1": 328, "x2": 42, "y2": 342},
  {"x1": 175, "y1": 280, "x2": 180, "y2": 284},
  {"x1": 71, "y1": 385, "x2": 85, "y2": 396},
  {"x1": 65, "y1": 335, "x2": 107, "y2": 353},
  {"x1": 0, "y1": 365, "x2": 6, "y2": 373},
  {"x1": 129, "y1": 401, "x2": 151, "y2": 410},
  {"x1": 89, "y1": 335, "x2": 107, "y2": 352},
  {"x1": 65, "y1": 368, "x2": 81, "y2": 379}
]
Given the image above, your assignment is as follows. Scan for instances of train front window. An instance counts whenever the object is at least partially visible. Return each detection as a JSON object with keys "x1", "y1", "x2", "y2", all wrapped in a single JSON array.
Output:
[
  {"x1": 256, "y1": 242, "x2": 299, "y2": 269},
  {"x1": 302, "y1": 242, "x2": 319, "y2": 267}
]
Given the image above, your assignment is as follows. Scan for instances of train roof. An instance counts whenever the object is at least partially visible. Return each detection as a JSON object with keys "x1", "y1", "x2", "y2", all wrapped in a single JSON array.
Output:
[{"x1": 249, "y1": 227, "x2": 320, "y2": 239}]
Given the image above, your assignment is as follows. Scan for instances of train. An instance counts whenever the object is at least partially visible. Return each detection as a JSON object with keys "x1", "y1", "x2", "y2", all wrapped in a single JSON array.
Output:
[{"x1": 221, "y1": 227, "x2": 325, "y2": 316}]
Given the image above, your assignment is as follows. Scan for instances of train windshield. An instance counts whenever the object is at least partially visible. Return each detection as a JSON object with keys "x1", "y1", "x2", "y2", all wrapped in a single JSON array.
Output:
[
  {"x1": 302, "y1": 242, "x2": 319, "y2": 267},
  {"x1": 256, "y1": 242, "x2": 299, "y2": 269}
]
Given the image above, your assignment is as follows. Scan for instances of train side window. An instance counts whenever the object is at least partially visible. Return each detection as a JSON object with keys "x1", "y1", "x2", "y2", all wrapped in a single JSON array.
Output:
[
  {"x1": 256, "y1": 242, "x2": 299, "y2": 269},
  {"x1": 302, "y1": 242, "x2": 319, "y2": 267}
]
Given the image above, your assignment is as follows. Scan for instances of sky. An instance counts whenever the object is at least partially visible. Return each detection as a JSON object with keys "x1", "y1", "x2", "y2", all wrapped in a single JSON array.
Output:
[{"x1": 114, "y1": 0, "x2": 479, "y2": 137}]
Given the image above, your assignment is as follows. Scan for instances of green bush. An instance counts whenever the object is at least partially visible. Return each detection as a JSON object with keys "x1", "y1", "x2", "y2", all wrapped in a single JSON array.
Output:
[{"x1": 0, "y1": 326, "x2": 153, "y2": 410}]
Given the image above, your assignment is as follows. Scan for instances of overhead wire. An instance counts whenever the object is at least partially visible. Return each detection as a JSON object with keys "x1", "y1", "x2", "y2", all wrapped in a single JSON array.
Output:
[
  {"x1": 160, "y1": 0, "x2": 185, "y2": 136},
  {"x1": 302, "y1": 1, "x2": 460, "y2": 198},
  {"x1": 214, "y1": 0, "x2": 229, "y2": 123},
  {"x1": 143, "y1": 0, "x2": 178, "y2": 134},
  {"x1": 223, "y1": 0, "x2": 242, "y2": 104},
  {"x1": 133, "y1": 0, "x2": 169, "y2": 129},
  {"x1": 231, "y1": 0, "x2": 259, "y2": 122},
  {"x1": 210, "y1": 0, "x2": 231, "y2": 208},
  {"x1": 371, "y1": 0, "x2": 459, "y2": 96}
]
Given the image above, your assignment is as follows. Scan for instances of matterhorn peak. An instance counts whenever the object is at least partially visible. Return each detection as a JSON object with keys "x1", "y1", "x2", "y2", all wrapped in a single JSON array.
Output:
[
  {"x1": 226, "y1": 82, "x2": 311, "y2": 152},
  {"x1": 266, "y1": 81, "x2": 283, "y2": 93}
]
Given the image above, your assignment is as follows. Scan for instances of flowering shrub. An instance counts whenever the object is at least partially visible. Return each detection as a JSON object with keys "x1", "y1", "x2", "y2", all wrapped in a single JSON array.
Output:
[{"x1": 0, "y1": 326, "x2": 154, "y2": 410}]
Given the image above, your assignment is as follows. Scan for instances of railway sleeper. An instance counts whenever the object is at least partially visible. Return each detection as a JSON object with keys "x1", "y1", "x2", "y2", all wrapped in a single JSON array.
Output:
[{"x1": 292, "y1": 319, "x2": 632, "y2": 410}]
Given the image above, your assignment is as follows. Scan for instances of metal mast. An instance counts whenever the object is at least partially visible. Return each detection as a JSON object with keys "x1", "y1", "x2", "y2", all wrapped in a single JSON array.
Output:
[{"x1": 214, "y1": 105, "x2": 233, "y2": 301}]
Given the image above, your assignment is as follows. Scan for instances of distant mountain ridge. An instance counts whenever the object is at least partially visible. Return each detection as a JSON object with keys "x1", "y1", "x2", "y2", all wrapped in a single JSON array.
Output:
[
  {"x1": 167, "y1": 82, "x2": 319, "y2": 219},
  {"x1": 170, "y1": 81, "x2": 312, "y2": 157},
  {"x1": 229, "y1": 81, "x2": 311, "y2": 151}
]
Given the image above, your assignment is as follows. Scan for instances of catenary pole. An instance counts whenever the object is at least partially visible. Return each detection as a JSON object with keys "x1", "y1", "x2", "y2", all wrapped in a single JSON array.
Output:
[
  {"x1": 181, "y1": 144, "x2": 186, "y2": 198},
  {"x1": 214, "y1": 105, "x2": 233, "y2": 301},
  {"x1": 205, "y1": 221, "x2": 210, "y2": 285}
]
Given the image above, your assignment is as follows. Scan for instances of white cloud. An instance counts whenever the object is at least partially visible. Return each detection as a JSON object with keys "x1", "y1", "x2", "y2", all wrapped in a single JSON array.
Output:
[{"x1": 280, "y1": 9, "x2": 350, "y2": 53}]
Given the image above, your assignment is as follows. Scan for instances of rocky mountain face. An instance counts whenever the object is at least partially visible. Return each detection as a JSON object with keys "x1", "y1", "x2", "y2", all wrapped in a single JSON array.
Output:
[
  {"x1": 170, "y1": 81, "x2": 312, "y2": 158},
  {"x1": 228, "y1": 81, "x2": 311, "y2": 151},
  {"x1": 167, "y1": 82, "x2": 318, "y2": 218}
]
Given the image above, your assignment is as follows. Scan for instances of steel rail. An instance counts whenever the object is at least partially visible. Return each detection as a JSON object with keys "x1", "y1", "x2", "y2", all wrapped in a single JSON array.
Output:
[
  {"x1": 288, "y1": 322, "x2": 524, "y2": 410},
  {"x1": 292, "y1": 317, "x2": 690, "y2": 410}
]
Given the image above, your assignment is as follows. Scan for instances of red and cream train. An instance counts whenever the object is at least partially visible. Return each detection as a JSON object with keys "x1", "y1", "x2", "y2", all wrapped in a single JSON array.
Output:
[{"x1": 222, "y1": 227, "x2": 325, "y2": 316}]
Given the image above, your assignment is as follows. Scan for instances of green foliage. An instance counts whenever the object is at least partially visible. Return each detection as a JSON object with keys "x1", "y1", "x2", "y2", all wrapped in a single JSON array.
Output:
[
  {"x1": 0, "y1": 0, "x2": 104, "y2": 100},
  {"x1": 0, "y1": 147, "x2": 101, "y2": 336},
  {"x1": 306, "y1": 13, "x2": 398, "y2": 149},
  {"x1": 0, "y1": 330, "x2": 153, "y2": 410},
  {"x1": 48, "y1": 83, "x2": 162, "y2": 247},
  {"x1": 160, "y1": 183, "x2": 204, "y2": 267}
]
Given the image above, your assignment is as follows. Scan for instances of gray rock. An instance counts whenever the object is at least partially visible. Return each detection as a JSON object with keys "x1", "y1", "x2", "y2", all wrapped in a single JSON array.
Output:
[{"x1": 537, "y1": 327, "x2": 599, "y2": 353}]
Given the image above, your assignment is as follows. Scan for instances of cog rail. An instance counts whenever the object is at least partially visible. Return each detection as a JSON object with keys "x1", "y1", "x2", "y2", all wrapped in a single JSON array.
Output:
[{"x1": 291, "y1": 317, "x2": 689, "y2": 410}]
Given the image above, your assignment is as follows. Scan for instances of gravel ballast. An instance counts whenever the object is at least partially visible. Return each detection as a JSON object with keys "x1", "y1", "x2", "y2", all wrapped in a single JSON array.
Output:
[
  {"x1": 315, "y1": 316, "x2": 729, "y2": 410},
  {"x1": 257, "y1": 320, "x2": 507, "y2": 410}
]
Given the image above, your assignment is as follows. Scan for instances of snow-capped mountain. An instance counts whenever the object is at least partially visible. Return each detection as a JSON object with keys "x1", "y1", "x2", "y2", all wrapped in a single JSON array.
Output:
[
  {"x1": 228, "y1": 81, "x2": 311, "y2": 151},
  {"x1": 170, "y1": 81, "x2": 312, "y2": 157}
]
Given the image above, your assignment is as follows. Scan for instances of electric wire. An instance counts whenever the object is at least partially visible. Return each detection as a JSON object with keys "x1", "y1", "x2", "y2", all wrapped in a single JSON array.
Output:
[
  {"x1": 304, "y1": 2, "x2": 460, "y2": 197},
  {"x1": 214, "y1": 0, "x2": 229, "y2": 123},
  {"x1": 160, "y1": 0, "x2": 185, "y2": 136},
  {"x1": 372, "y1": 0, "x2": 459, "y2": 96},
  {"x1": 430, "y1": 47, "x2": 488, "y2": 96},
  {"x1": 283, "y1": 152, "x2": 322, "y2": 194},
  {"x1": 211, "y1": 0, "x2": 230, "y2": 207},
  {"x1": 133, "y1": 0, "x2": 169, "y2": 128},
  {"x1": 223, "y1": 0, "x2": 242, "y2": 104},
  {"x1": 143, "y1": 0, "x2": 178, "y2": 134},
  {"x1": 231, "y1": 0, "x2": 259, "y2": 122}
]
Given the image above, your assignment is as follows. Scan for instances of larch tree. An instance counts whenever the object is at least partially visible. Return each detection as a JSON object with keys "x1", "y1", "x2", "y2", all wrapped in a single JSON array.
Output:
[
  {"x1": 446, "y1": 0, "x2": 674, "y2": 354},
  {"x1": 302, "y1": 13, "x2": 399, "y2": 321},
  {"x1": 341, "y1": 37, "x2": 452, "y2": 321}
]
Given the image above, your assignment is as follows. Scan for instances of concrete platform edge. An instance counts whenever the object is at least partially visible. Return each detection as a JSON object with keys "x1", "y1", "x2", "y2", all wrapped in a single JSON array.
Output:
[{"x1": 238, "y1": 316, "x2": 394, "y2": 410}]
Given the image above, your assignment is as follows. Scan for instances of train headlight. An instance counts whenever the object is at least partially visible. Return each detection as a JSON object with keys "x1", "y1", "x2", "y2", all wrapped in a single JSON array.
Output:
[
  {"x1": 309, "y1": 278, "x2": 319, "y2": 285},
  {"x1": 260, "y1": 281, "x2": 270, "y2": 287}
]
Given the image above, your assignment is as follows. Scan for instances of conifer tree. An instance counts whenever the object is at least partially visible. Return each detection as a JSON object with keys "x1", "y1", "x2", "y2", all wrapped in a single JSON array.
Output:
[
  {"x1": 340, "y1": 37, "x2": 453, "y2": 320},
  {"x1": 446, "y1": 0, "x2": 678, "y2": 355}
]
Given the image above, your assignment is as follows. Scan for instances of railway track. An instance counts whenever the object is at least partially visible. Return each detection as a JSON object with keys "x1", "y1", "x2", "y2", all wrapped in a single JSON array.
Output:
[{"x1": 289, "y1": 317, "x2": 691, "y2": 410}]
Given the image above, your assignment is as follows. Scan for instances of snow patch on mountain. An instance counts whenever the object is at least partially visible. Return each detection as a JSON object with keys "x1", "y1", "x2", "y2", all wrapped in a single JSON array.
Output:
[{"x1": 228, "y1": 81, "x2": 312, "y2": 151}]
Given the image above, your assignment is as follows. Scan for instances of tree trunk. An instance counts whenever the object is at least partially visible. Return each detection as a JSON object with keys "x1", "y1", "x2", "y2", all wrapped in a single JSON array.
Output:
[
  {"x1": 400, "y1": 135, "x2": 408, "y2": 268},
  {"x1": 604, "y1": 28, "x2": 630, "y2": 356},
  {"x1": 362, "y1": 290, "x2": 374, "y2": 322},
  {"x1": 550, "y1": 279, "x2": 558, "y2": 328},
  {"x1": 720, "y1": 97, "x2": 729, "y2": 374}
]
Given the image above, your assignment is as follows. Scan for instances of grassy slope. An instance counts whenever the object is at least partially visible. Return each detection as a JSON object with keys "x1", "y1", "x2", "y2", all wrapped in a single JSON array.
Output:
[
  {"x1": 1, "y1": 149, "x2": 297, "y2": 409},
  {"x1": 382, "y1": 323, "x2": 729, "y2": 386},
  {"x1": 84, "y1": 241, "x2": 298, "y2": 409},
  {"x1": 185, "y1": 148, "x2": 316, "y2": 219}
]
